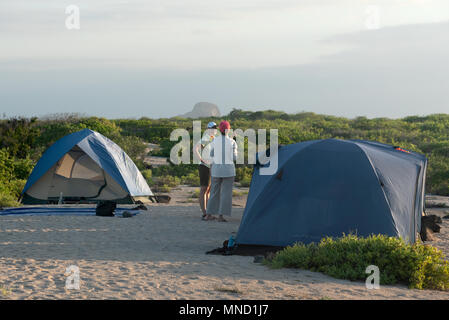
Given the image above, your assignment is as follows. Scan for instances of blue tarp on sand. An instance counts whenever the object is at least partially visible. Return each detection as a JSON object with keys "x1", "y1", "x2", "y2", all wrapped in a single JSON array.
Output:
[{"x1": 0, "y1": 207, "x2": 142, "y2": 217}]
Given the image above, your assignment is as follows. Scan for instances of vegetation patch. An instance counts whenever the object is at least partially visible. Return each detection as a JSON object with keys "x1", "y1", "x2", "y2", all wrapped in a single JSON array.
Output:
[
  {"x1": 264, "y1": 234, "x2": 449, "y2": 291},
  {"x1": 3, "y1": 111, "x2": 449, "y2": 202},
  {"x1": 0, "y1": 284, "x2": 11, "y2": 297},
  {"x1": 149, "y1": 176, "x2": 181, "y2": 193},
  {"x1": 426, "y1": 202, "x2": 449, "y2": 208},
  {"x1": 190, "y1": 189, "x2": 200, "y2": 198},
  {"x1": 232, "y1": 190, "x2": 249, "y2": 197},
  {"x1": 181, "y1": 173, "x2": 200, "y2": 187},
  {"x1": 214, "y1": 286, "x2": 243, "y2": 294}
]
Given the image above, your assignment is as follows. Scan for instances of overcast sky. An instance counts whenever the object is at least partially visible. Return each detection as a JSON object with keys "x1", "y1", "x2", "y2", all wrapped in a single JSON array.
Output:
[{"x1": 1, "y1": 0, "x2": 448, "y2": 119}]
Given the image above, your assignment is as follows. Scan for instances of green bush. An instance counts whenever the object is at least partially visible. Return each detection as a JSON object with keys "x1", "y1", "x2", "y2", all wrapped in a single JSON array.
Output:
[
  {"x1": 235, "y1": 166, "x2": 253, "y2": 182},
  {"x1": 12, "y1": 157, "x2": 34, "y2": 180},
  {"x1": 181, "y1": 173, "x2": 200, "y2": 186},
  {"x1": 141, "y1": 169, "x2": 152, "y2": 181},
  {"x1": 0, "y1": 179, "x2": 25, "y2": 207},
  {"x1": 232, "y1": 190, "x2": 248, "y2": 197},
  {"x1": 154, "y1": 176, "x2": 180, "y2": 188},
  {"x1": 235, "y1": 166, "x2": 253, "y2": 187},
  {"x1": 148, "y1": 175, "x2": 181, "y2": 193},
  {"x1": 0, "y1": 148, "x2": 29, "y2": 207},
  {"x1": 0, "y1": 192, "x2": 20, "y2": 207},
  {"x1": 151, "y1": 164, "x2": 197, "y2": 178},
  {"x1": 190, "y1": 189, "x2": 200, "y2": 198},
  {"x1": 7, "y1": 179, "x2": 26, "y2": 196},
  {"x1": 239, "y1": 176, "x2": 252, "y2": 187},
  {"x1": 112, "y1": 134, "x2": 147, "y2": 160},
  {"x1": 265, "y1": 234, "x2": 449, "y2": 291},
  {"x1": 154, "y1": 184, "x2": 172, "y2": 193},
  {"x1": 0, "y1": 148, "x2": 15, "y2": 180}
]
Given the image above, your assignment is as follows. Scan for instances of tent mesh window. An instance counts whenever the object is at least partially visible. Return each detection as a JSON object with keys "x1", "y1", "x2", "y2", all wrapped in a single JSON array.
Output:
[{"x1": 49, "y1": 146, "x2": 107, "y2": 199}]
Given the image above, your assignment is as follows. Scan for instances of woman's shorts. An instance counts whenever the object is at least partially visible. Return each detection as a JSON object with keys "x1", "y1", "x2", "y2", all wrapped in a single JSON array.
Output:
[{"x1": 198, "y1": 165, "x2": 211, "y2": 187}]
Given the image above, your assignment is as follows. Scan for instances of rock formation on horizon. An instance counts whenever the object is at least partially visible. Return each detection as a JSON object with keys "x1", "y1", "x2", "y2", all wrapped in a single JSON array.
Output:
[{"x1": 179, "y1": 102, "x2": 221, "y2": 118}]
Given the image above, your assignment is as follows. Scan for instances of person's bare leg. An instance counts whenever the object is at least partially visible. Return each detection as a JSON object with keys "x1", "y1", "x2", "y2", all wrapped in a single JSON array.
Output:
[
  {"x1": 203, "y1": 187, "x2": 215, "y2": 219},
  {"x1": 205, "y1": 184, "x2": 211, "y2": 209},
  {"x1": 199, "y1": 186, "x2": 208, "y2": 217}
]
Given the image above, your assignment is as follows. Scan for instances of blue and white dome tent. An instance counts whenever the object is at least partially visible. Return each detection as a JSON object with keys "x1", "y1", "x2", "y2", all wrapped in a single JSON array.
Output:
[{"x1": 21, "y1": 129, "x2": 153, "y2": 204}]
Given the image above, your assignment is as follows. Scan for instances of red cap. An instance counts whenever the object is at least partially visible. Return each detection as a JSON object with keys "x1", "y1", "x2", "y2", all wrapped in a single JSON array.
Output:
[{"x1": 219, "y1": 120, "x2": 231, "y2": 134}]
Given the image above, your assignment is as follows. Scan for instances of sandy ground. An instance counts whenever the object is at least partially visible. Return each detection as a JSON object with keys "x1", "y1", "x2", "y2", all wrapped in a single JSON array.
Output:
[{"x1": 1, "y1": 190, "x2": 449, "y2": 300}]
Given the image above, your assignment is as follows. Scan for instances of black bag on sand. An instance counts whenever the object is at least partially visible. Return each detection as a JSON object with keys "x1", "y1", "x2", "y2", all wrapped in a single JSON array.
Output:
[
  {"x1": 96, "y1": 201, "x2": 116, "y2": 216},
  {"x1": 149, "y1": 195, "x2": 171, "y2": 203}
]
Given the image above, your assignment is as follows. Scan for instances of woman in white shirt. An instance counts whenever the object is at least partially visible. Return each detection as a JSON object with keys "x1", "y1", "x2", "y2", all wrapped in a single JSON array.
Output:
[
  {"x1": 194, "y1": 122, "x2": 217, "y2": 220},
  {"x1": 204, "y1": 120, "x2": 238, "y2": 222}
]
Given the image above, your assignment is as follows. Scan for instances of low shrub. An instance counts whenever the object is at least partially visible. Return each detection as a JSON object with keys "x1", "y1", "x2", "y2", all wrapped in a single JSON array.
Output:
[
  {"x1": 238, "y1": 176, "x2": 252, "y2": 187},
  {"x1": 0, "y1": 179, "x2": 25, "y2": 207},
  {"x1": 0, "y1": 192, "x2": 21, "y2": 207},
  {"x1": 141, "y1": 169, "x2": 152, "y2": 181},
  {"x1": 110, "y1": 134, "x2": 147, "y2": 161},
  {"x1": 265, "y1": 234, "x2": 449, "y2": 291},
  {"x1": 148, "y1": 175, "x2": 181, "y2": 193},
  {"x1": 426, "y1": 202, "x2": 449, "y2": 208},
  {"x1": 190, "y1": 189, "x2": 200, "y2": 198},
  {"x1": 151, "y1": 164, "x2": 197, "y2": 178},
  {"x1": 154, "y1": 184, "x2": 172, "y2": 193},
  {"x1": 155, "y1": 176, "x2": 180, "y2": 187},
  {"x1": 235, "y1": 166, "x2": 253, "y2": 182},
  {"x1": 181, "y1": 173, "x2": 200, "y2": 186},
  {"x1": 0, "y1": 149, "x2": 27, "y2": 207},
  {"x1": 232, "y1": 190, "x2": 248, "y2": 197}
]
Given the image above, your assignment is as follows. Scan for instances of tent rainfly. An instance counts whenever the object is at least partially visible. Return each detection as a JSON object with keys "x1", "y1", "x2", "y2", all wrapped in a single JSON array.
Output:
[
  {"x1": 235, "y1": 139, "x2": 427, "y2": 246},
  {"x1": 21, "y1": 129, "x2": 153, "y2": 204}
]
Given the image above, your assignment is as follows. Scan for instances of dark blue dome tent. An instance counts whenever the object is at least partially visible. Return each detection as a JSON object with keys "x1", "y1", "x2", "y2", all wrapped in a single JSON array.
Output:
[
  {"x1": 235, "y1": 139, "x2": 427, "y2": 247},
  {"x1": 20, "y1": 129, "x2": 153, "y2": 204}
]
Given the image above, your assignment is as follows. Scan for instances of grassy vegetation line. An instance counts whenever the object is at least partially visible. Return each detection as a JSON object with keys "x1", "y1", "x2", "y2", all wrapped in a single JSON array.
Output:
[
  {"x1": 264, "y1": 234, "x2": 449, "y2": 291},
  {"x1": 2, "y1": 110, "x2": 449, "y2": 206}
]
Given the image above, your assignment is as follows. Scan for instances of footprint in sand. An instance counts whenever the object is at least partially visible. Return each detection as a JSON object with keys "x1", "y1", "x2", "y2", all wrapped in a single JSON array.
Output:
[{"x1": 274, "y1": 286, "x2": 283, "y2": 291}]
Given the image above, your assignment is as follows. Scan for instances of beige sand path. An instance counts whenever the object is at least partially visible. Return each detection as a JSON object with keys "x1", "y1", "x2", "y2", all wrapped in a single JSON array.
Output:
[{"x1": 1, "y1": 201, "x2": 449, "y2": 300}]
